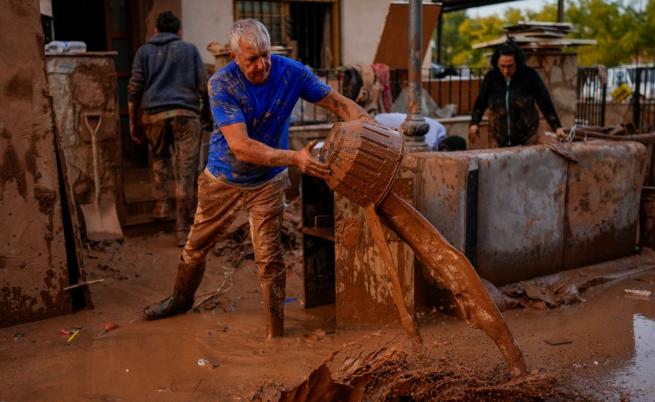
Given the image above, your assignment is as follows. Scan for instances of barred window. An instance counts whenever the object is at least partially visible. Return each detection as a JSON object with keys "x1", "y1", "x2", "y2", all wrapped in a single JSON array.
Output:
[
  {"x1": 235, "y1": 1, "x2": 288, "y2": 46},
  {"x1": 234, "y1": 0, "x2": 339, "y2": 68}
]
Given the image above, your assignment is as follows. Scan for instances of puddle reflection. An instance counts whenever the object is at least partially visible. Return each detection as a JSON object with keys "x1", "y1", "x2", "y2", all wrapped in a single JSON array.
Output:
[{"x1": 612, "y1": 314, "x2": 655, "y2": 401}]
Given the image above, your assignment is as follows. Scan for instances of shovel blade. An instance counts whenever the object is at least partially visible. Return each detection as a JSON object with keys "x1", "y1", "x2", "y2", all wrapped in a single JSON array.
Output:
[{"x1": 80, "y1": 200, "x2": 123, "y2": 241}]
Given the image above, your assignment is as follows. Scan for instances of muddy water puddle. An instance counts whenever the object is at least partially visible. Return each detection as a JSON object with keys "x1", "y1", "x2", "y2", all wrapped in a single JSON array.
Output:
[{"x1": 609, "y1": 313, "x2": 655, "y2": 401}]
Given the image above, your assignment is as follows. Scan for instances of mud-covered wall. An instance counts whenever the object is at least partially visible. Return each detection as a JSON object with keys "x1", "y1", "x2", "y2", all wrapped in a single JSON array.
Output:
[
  {"x1": 0, "y1": 0, "x2": 71, "y2": 327},
  {"x1": 46, "y1": 54, "x2": 123, "y2": 229},
  {"x1": 406, "y1": 141, "x2": 645, "y2": 286},
  {"x1": 333, "y1": 141, "x2": 646, "y2": 322},
  {"x1": 334, "y1": 181, "x2": 414, "y2": 327}
]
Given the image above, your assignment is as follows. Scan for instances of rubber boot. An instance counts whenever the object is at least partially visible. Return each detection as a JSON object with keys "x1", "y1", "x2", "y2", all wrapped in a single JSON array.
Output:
[
  {"x1": 261, "y1": 276, "x2": 285, "y2": 339},
  {"x1": 143, "y1": 261, "x2": 205, "y2": 320}
]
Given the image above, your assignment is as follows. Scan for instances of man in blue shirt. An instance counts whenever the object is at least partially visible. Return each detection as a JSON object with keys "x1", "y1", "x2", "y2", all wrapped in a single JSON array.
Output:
[{"x1": 144, "y1": 19, "x2": 373, "y2": 339}]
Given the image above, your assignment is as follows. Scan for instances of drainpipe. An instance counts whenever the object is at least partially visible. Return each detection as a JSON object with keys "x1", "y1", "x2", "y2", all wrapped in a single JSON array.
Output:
[{"x1": 401, "y1": 0, "x2": 430, "y2": 152}]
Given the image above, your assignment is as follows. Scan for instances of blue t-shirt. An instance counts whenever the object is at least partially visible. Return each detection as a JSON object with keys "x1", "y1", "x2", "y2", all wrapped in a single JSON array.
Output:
[{"x1": 207, "y1": 55, "x2": 331, "y2": 185}]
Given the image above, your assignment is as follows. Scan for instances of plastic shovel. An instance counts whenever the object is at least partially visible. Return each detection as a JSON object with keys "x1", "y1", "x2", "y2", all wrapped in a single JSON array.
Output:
[{"x1": 80, "y1": 112, "x2": 123, "y2": 241}]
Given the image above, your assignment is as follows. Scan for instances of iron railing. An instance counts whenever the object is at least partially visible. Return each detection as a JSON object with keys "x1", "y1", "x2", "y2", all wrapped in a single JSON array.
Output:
[
  {"x1": 293, "y1": 65, "x2": 655, "y2": 132},
  {"x1": 576, "y1": 66, "x2": 655, "y2": 132},
  {"x1": 632, "y1": 67, "x2": 655, "y2": 132},
  {"x1": 576, "y1": 67, "x2": 607, "y2": 127},
  {"x1": 291, "y1": 67, "x2": 485, "y2": 126}
]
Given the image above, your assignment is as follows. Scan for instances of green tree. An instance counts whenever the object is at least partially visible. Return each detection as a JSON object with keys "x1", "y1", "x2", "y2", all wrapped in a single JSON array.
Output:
[
  {"x1": 454, "y1": 15, "x2": 505, "y2": 67},
  {"x1": 436, "y1": 11, "x2": 467, "y2": 66},
  {"x1": 436, "y1": 0, "x2": 655, "y2": 67},
  {"x1": 567, "y1": 0, "x2": 633, "y2": 66}
]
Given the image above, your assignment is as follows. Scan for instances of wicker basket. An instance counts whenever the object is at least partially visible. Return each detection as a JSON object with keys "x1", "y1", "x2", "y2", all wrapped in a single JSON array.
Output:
[{"x1": 320, "y1": 120, "x2": 405, "y2": 207}]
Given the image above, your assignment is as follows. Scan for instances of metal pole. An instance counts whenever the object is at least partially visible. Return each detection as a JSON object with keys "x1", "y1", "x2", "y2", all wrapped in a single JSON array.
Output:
[
  {"x1": 557, "y1": 0, "x2": 564, "y2": 22},
  {"x1": 436, "y1": 11, "x2": 443, "y2": 65},
  {"x1": 401, "y1": 0, "x2": 430, "y2": 152}
]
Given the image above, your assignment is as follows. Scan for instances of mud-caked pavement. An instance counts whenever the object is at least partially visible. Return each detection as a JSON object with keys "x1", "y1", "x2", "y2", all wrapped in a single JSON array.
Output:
[{"x1": 1, "y1": 207, "x2": 654, "y2": 401}]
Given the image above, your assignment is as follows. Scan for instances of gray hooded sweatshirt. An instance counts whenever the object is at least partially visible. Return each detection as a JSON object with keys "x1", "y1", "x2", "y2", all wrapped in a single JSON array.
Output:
[{"x1": 128, "y1": 32, "x2": 208, "y2": 114}]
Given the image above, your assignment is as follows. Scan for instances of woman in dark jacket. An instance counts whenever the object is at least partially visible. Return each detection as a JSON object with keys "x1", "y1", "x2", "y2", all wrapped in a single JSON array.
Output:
[{"x1": 469, "y1": 40, "x2": 565, "y2": 147}]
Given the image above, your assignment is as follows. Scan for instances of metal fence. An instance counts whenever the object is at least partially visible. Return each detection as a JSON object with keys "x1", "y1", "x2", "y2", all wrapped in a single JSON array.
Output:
[
  {"x1": 423, "y1": 67, "x2": 487, "y2": 116},
  {"x1": 291, "y1": 67, "x2": 485, "y2": 126},
  {"x1": 576, "y1": 67, "x2": 607, "y2": 127},
  {"x1": 293, "y1": 65, "x2": 655, "y2": 131},
  {"x1": 632, "y1": 67, "x2": 655, "y2": 132},
  {"x1": 576, "y1": 66, "x2": 655, "y2": 132}
]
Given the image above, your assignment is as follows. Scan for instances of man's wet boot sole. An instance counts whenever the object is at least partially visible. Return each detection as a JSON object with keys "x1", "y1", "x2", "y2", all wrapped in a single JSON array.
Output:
[
  {"x1": 143, "y1": 261, "x2": 205, "y2": 320},
  {"x1": 143, "y1": 296, "x2": 195, "y2": 320}
]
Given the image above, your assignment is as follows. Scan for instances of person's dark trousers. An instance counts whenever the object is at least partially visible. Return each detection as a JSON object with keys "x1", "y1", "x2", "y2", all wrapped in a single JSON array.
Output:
[{"x1": 144, "y1": 115, "x2": 201, "y2": 245}]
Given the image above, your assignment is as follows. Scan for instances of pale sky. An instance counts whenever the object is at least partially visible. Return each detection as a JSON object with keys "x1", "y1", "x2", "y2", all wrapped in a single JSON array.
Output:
[{"x1": 467, "y1": 0, "x2": 549, "y2": 18}]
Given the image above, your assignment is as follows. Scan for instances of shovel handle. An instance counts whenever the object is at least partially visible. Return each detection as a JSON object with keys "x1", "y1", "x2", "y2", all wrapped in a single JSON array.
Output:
[{"x1": 83, "y1": 112, "x2": 103, "y2": 203}]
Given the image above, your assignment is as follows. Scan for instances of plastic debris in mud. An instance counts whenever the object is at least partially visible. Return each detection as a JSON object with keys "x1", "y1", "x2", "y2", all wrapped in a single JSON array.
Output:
[
  {"x1": 197, "y1": 358, "x2": 220, "y2": 369},
  {"x1": 624, "y1": 288, "x2": 653, "y2": 298}
]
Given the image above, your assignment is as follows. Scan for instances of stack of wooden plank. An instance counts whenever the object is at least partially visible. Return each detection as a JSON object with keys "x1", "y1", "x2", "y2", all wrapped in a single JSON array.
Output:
[{"x1": 473, "y1": 21, "x2": 596, "y2": 51}]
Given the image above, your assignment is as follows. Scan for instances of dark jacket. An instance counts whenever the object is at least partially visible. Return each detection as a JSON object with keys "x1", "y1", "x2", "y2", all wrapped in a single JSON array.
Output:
[
  {"x1": 128, "y1": 33, "x2": 208, "y2": 114},
  {"x1": 471, "y1": 66, "x2": 562, "y2": 146}
]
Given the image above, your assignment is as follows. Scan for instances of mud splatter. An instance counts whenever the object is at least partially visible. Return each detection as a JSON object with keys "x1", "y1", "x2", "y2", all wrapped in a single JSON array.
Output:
[
  {"x1": 24, "y1": 132, "x2": 40, "y2": 182},
  {"x1": 73, "y1": 63, "x2": 116, "y2": 110},
  {"x1": 34, "y1": 185, "x2": 56, "y2": 216},
  {"x1": 4, "y1": 68, "x2": 33, "y2": 102},
  {"x1": 8, "y1": 0, "x2": 31, "y2": 16},
  {"x1": 322, "y1": 121, "x2": 527, "y2": 377},
  {"x1": 1, "y1": 286, "x2": 39, "y2": 327},
  {"x1": 1, "y1": 141, "x2": 27, "y2": 199},
  {"x1": 44, "y1": 269, "x2": 56, "y2": 288},
  {"x1": 34, "y1": 185, "x2": 57, "y2": 265},
  {"x1": 250, "y1": 337, "x2": 580, "y2": 402}
]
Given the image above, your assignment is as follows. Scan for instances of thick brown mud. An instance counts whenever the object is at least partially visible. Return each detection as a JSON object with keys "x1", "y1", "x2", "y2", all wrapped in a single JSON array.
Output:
[
  {"x1": 378, "y1": 192, "x2": 528, "y2": 377},
  {"x1": 321, "y1": 120, "x2": 527, "y2": 377},
  {"x1": 252, "y1": 336, "x2": 577, "y2": 402},
  {"x1": 1, "y1": 221, "x2": 654, "y2": 400}
]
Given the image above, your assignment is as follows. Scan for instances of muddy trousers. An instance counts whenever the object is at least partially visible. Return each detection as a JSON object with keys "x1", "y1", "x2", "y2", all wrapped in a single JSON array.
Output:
[
  {"x1": 144, "y1": 116, "x2": 201, "y2": 234},
  {"x1": 174, "y1": 170, "x2": 289, "y2": 338}
]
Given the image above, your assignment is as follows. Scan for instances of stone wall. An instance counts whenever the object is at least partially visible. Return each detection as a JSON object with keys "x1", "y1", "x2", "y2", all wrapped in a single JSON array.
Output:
[{"x1": 526, "y1": 52, "x2": 578, "y2": 130}]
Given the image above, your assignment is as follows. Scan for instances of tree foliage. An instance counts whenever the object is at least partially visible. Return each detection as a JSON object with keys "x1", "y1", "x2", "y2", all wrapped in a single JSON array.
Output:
[{"x1": 438, "y1": 0, "x2": 655, "y2": 67}]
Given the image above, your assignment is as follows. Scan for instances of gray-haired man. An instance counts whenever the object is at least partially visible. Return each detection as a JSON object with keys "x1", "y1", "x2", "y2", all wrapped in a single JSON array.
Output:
[{"x1": 144, "y1": 19, "x2": 372, "y2": 339}]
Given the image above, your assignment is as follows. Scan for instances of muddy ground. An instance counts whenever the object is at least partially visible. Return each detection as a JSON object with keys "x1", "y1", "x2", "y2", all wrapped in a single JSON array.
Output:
[{"x1": 1, "y1": 212, "x2": 654, "y2": 401}]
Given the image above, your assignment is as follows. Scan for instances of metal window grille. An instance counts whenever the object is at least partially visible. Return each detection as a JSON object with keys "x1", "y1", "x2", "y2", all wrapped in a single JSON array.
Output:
[
  {"x1": 576, "y1": 67, "x2": 606, "y2": 127},
  {"x1": 235, "y1": 1, "x2": 287, "y2": 45}
]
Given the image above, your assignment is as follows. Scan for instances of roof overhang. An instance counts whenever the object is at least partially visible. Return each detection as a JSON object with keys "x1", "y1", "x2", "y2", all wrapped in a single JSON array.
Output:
[{"x1": 440, "y1": 0, "x2": 523, "y2": 13}]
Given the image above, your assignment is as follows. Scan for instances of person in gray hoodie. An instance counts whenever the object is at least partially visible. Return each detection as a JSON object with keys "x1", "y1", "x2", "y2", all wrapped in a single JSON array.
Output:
[{"x1": 128, "y1": 11, "x2": 209, "y2": 247}]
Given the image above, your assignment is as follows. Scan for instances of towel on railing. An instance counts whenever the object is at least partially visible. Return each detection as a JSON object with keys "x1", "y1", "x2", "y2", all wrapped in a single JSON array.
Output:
[{"x1": 372, "y1": 63, "x2": 392, "y2": 113}]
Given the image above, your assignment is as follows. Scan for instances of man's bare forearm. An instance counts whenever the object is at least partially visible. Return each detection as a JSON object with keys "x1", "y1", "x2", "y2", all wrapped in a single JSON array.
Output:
[
  {"x1": 231, "y1": 137, "x2": 298, "y2": 167},
  {"x1": 317, "y1": 91, "x2": 375, "y2": 122}
]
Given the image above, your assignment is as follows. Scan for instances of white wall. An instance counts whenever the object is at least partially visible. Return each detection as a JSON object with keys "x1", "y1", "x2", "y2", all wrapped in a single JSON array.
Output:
[
  {"x1": 341, "y1": 0, "x2": 393, "y2": 65},
  {"x1": 181, "y1": 0, "x2": 233, "y2": 64},
  {"x1": 180, "y1": 0, "x2": 434, "y2": 68},
  {"x1": 39, "y1": 0, "x2": 52, "y2": 16},
  {"x1": 341, "y1": 0, "x2": 434, "y2": 68}
]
